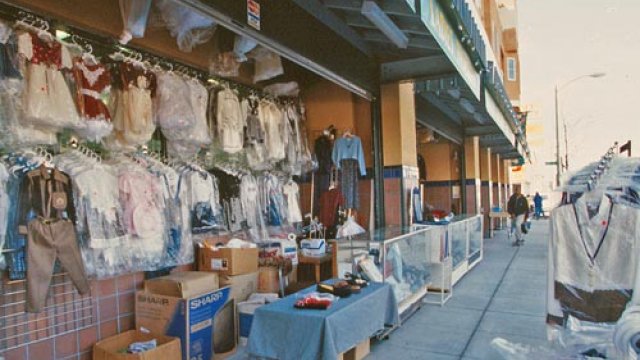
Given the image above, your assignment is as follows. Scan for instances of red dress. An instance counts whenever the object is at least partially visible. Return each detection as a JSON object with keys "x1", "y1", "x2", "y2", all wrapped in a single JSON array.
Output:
[{"x1": 72, "y1": 58, "x2": 113, "y2": 141}]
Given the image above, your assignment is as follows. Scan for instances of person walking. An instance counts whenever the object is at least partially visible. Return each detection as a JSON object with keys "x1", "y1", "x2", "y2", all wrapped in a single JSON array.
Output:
[
  {"x1": 508, "y1": 188, "x2": 529, "y2": 246},
  {"x1": 533, "y1": 192, "x2": 543, "y2": 219}
]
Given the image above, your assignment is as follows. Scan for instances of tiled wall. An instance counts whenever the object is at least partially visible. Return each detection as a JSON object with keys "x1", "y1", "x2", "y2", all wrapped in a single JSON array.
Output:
[
  {"x1": 383, "y1": 178, "x2": 401, "y2": 226},
  {"x1": 1, "y1": 265, "x2": 192, "y2": 360}
]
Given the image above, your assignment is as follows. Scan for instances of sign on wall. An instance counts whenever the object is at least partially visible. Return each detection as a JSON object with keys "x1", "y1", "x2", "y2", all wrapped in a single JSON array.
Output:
[{"x1": 247, "y1": 0, "x2": 261, "y2": 30}]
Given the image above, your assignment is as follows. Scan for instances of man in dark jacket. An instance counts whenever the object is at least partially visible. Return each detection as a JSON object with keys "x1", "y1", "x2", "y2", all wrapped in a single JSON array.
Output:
[{"x1": 507, "y1": 188, "x2": 529, "y2": 246}]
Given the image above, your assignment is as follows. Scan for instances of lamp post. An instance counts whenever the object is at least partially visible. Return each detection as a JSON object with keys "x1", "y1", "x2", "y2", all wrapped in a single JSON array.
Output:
[{"x1": 554, "y1": 72, "x2": 606, "y2": 187}]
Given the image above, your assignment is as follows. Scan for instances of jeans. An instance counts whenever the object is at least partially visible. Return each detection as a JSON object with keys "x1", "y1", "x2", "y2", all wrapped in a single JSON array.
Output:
[{"x1": 513, "y1": 214, "x2": 525, "y2": 241}]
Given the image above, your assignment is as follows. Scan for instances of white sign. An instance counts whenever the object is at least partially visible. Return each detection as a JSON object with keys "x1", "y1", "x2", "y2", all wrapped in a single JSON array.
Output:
[{"x1": 247, "y1": 0, "x2": 261, "y2": 30}]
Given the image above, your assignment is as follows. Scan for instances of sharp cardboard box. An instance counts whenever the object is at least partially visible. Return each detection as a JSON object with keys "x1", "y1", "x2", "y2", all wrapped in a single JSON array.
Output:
[
  {"x1": 135, "y1": 272, "x2": 230, "y2": 360},
  {"x1": 199, "y1": 247, "x2": 259, "y2": 276},
  {"x1": 219, "y1": 272, "x2": 259, "y2": 302},
  {"x1": 92, "y1": 330, "x2": 181, "y2": 360}
]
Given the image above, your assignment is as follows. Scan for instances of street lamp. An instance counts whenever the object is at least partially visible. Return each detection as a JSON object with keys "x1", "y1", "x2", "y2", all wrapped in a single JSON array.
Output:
[{"x1": 554, "y1": 72, "x2": 606, "y2": 187}]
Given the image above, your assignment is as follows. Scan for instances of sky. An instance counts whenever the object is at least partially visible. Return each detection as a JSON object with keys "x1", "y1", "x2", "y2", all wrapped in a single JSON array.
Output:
[{"x1": 517, "y1": 0, "x2": 640, "y2": 193}]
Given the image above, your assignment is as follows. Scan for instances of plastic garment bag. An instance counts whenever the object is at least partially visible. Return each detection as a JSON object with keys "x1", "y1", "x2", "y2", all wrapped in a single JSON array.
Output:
[
  {"x1": 156, "y1": 0, "x2": 217, "y2": 52},
  {"x1": 248, "y1": 46, "x2": 284, "y2": 83},
  {"x1": 336, "y1": 216, "x2": 365, "y2": 238},
  {"x1": 233, "y1": 35, "x2": 257, "y2": 62},
  {"x1": 118, "y1": 0, "x2": 152, "y2": 44}
]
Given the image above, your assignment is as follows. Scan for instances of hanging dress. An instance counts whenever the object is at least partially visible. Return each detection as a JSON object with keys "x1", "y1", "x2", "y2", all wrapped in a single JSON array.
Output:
[
  {"x1": 107, "y1": 61, "x2": 157, "y2": 150},
  {"x1": 72, "y1": 58, "x2": 113, "y2": 142},
  {"x1": 18, "y1": 31, "x2": 80, "y2": 130}
]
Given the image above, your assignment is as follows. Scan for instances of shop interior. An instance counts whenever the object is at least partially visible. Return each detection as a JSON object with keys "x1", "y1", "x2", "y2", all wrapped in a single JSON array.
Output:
[{"x1": 0, "y1": 0, "x2": 384, "y2": 358}]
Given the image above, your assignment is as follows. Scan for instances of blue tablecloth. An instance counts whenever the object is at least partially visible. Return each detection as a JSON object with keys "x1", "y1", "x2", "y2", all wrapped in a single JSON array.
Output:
[{"x1": 247, "y1": 281, "x2": 399, "y2": 360}]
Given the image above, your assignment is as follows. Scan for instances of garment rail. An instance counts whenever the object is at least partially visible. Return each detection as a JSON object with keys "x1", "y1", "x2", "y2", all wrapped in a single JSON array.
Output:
[{"x1": 0, "y1": 0, "x2": 271, "y2": 98}]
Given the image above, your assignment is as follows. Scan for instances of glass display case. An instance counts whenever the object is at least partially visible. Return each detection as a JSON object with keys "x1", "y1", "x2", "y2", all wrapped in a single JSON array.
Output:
[
  {"x1": 414, "y1": 215, "x2": 484, "y2": 286},
  {"x1": 468, "y1": 215, "x2": 484, "y2": 269},
  {"x1": 359, "y1": 226, "x2": 441, "y2": 319}
]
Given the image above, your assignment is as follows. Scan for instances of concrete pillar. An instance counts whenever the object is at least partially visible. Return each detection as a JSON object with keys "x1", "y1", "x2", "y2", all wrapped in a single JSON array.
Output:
[
  {"x1": 464, "y1": 136, "x2": 481, "y2": 215},
  {"x1": 381, "y1": 82, "x2": 418, "y2": 226},
  {"x1": 480, "y1": 147, "x2": 493, "y2": 237},
  {"x1": 502, "y1": 159, "x2": 511, "y2": 208},
  {"x1": 420, "y1": 142, "x2": 458, "y2": 214}
]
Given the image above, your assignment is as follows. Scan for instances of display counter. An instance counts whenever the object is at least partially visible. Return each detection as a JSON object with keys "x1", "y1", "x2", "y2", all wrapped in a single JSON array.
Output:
[
  {"x1": 355, "y1": 226, "x2": 450, "y2": 318},
  {"x1": 413, "y1": 214, "x2": 484, "y2": 286}
]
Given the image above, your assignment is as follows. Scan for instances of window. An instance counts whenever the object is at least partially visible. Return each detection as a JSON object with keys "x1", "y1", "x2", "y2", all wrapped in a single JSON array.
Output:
[{"x1": 507, "y1": 57, "x2": 517, "y2": 81}]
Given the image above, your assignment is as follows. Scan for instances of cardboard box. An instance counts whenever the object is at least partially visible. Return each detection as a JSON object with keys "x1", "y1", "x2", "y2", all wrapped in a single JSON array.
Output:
[
  {"x1": 338, "y1": 338, "x2": 370, "y2": 360},
  {"x1": 92, "y1": 330, "x2": 181, "y2": 360},
  {"x1": 219, "y1": 272, "x2": 259, "y2": 302},
  {"x1": 300, "y1": 239, "x2": 326, "y2": 257},
  {"x1": 257, "y1": 267, "x2": 280, "y2": 294},
  {"x1": 135, "y1": 272, "x2": 231, "y2": 360},
  {"x1": 144, "y1": 271, "x2": 219, "y2": 298},
  {"x1": 199, "y1": 247, "x2": 259, "y2": 276}
]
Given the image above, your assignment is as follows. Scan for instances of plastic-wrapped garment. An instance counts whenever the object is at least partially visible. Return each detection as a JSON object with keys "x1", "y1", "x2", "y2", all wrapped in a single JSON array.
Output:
[
  {"x1": 336, "y1": 216, "x2": 365, "y2": 238},
  {"x1": 233, "y1": 35, "x2": 258, "y2": 62},
  {"x1": 153, "y1": 166, "x2": 193, "y2": 267},
  {"x1": 244, "y1": 98, "x2": 269, "y2": 170},
  {"x1": 119, "y1": 0, "x2": 152, "y2": 44},
  {"x1": 240, "y1": 175, "x2": 264, "y2": 236},
  {"x1": 264, "y1": 82, "x2": 299, "y2": 98},
  {"x1": 493, "y1": 316, "x2": 624, "y2": 359},
  {"x1": 72, "y1": 58, "x2": 113, "y2": 142},
  {"x1": 0, "y1": 163, "x2": 9, "y2": 269},
  {"x1": 248, "y1": 46, "x2": 283, "y2": 83},
  {"x1": 154, "y1": 71, "x2": 194, "y2": 131},
  {"x1": 189, "y1": 171, "x2": 225, "y2": 234},
  {"x1": 18, "y1": 32, "x2": 80, "y2": 130},
  {"x1": 117, "y1": 165, "x2": 166, "y2": 269},
  {"x1": 216, "y1": 88, "x2": 245, "y2": 154},
  {"x1": 56, "y1": 154, "x2": 132, "y2": 278},
  {"x1": 156, "y1": 0, "x2": 217, "y2": 52},
  {"x1": 185, "y1": 78, "x2": 212, "y2": 147},
  {"x1": 107, "y1": 61, "x2": 157, "y2": 150},
  {"x1": 209, "y1": 52, "x2": 240, "y2": 78},
  {"x1": 260, "y1": 173, "x2": 287, "y2": 228},
  {"x1": 282, "y1": 180, "x2": 302, "y2": 223},
  {"x1": 547, "y1": 194, "x2": 640, "y2": 325},
  {"x1": 259, "y1": 100, "x2": 286, "y2": 161}
]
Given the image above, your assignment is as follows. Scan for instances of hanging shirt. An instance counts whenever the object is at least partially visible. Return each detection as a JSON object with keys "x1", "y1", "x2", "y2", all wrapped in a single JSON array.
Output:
[
  {"x1": 260, "y1": 100, "x2": 286, "y2": 161},
  {"x1": 282, "y1": 180, "x2": 302, "y2": 223},
  {"x1": 548, "y1": 194, "x2": 640, "y2": 323},
  {"x1": 216, "y1": 88, "x2": 244, "y2": 153},
  {"x1": 332, "y1": 136, "x2": 366, "y2": 176}
]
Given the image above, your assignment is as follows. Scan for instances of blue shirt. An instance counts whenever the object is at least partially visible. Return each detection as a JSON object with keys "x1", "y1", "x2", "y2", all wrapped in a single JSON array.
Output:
[{"x1": 331, "y1": 136, "x2": 366, "y2": 176}]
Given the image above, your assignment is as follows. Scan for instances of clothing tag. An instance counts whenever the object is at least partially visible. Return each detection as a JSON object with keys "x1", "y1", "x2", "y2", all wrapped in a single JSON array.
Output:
[{"x1": 51, "y1": 192, "x2": 67, "y2": 210}]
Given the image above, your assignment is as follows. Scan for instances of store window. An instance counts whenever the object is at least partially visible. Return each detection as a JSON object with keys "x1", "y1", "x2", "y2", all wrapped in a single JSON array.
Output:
[{"x1": 507, "y1": 57, "x2": 517, "y2": 81}]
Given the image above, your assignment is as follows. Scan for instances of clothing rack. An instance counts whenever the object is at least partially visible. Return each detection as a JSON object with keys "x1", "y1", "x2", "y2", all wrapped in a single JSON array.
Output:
[
  {"x1": 586, "y1": 142, "x2": 618, "y2": 191},
  {"x1": 0, "y1": 1, "x2": 269, "y2": 98}
]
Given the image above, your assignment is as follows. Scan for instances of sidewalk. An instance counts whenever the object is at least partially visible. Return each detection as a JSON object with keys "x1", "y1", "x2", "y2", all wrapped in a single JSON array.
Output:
[{"x1": 368, "y1": 219, "x2": 549, "y2": 360}]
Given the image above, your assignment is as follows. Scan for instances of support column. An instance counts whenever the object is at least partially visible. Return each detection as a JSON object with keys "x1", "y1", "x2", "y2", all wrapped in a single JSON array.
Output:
[
  {"x1": 480, "y1": 147, "x2": 493, "y2": 237},
  {"x1": 502, "y1": 159, "x2": 511, "y2": 208},
  {"x1": 381, "y1": 82, "x2": 418, "y2": 226},
  {"x1": 464, "y1": 136, "x2": 481, "y2": 215}
]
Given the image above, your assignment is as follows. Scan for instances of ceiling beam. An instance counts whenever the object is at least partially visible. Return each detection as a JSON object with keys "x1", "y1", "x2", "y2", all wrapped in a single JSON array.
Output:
[
  {"x1": 343, "y1": 14, "x2": 432, "y2": 36},
  {"x1": 381, "y1": 55, "x2": 452, "y2": 82},
  {"x1": 465, "y1": 125, "x2": 501, "y2": 136},
  {"x1": 420, "y1": 92, "x2": 463, "y2": 125},
  {"x1": 291, "y1": 0, "x2": 371, "y2": 56},
  {"x1": 487, "y1": 145, "x2": 517, "y2": 154},
  {"x1": 361, "y1": 31, "x2": 439, "y2": 50},
  {"x1": 323, "y1": 0, "x2": 419, "y2": 17},
  {"x1": 415, "y1": 95, "x2": 464, "y2": 144}
]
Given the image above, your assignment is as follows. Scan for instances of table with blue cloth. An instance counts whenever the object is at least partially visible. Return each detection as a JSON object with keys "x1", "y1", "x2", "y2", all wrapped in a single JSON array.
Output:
[{"x1": 247, "y1": 280, "x2": 399, "y2": 360}]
